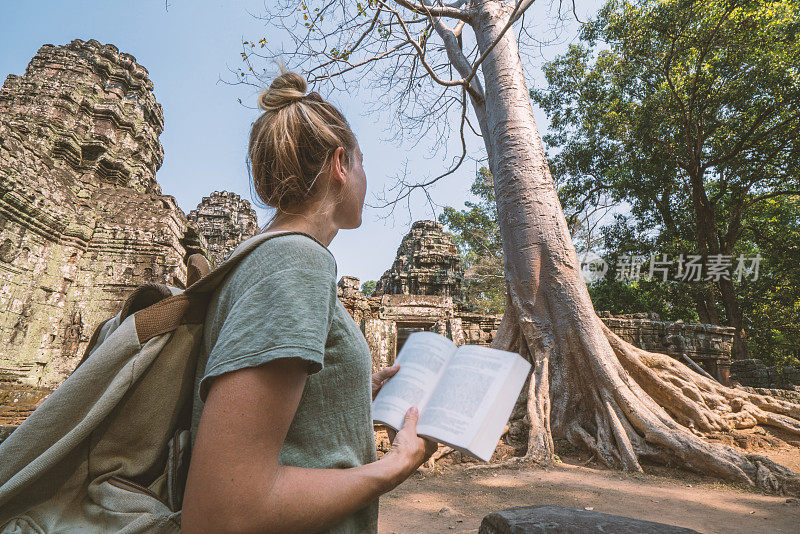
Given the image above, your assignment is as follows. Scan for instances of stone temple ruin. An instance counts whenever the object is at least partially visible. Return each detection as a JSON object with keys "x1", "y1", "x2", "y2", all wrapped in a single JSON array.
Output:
[
  {"x1": 0, "y1": 39, "x2": 205, "y2": 387},
  {"x1": 187, "y1": 191, "x2": 258, "y2": 267},
  {"x1": 597, "y1": 312, "x2": 734, "y2": 384},
  {"x1": 338, "y1": 220, "x2": 502, "y2": 370},
  {"x1": 375, "y1": 220, "x2": 464, "y2": 299}
]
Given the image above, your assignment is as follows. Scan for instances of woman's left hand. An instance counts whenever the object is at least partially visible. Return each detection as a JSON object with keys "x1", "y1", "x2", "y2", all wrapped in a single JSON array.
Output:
[{"x1": 371, "y1": 364, "x2": 400, "y2": 401}]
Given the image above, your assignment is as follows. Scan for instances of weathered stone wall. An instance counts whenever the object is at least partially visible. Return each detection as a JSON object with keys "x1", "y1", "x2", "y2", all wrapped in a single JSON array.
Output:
[
  {"x1": 731, "y1": 359, "x2": 800, "y2": 390},
  {"x1": 0, "y1": 384, "x2": 50, "y2": 426},
  {"x1": 0, "y1": 39, "x2": 205, "y2": 387},
  {"x1": 597, "y1": 312, "x2": 734, "y2": 382},
  {"x1": 741, "y1": 385, "x2": 800, "y2": 405},
  {"x1": 459, "y1": 312, "x2": 503, "y2": 346},
  {"x1": 187, "y1": 190, "x2": 258, "y2": 267}
]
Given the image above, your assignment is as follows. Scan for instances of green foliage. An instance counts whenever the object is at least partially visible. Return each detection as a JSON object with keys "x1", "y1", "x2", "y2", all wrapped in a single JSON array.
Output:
[
  {"x1": 438, "y1": 168, "x2": 506, "y2": 315},
  {"x1": 533, "y1": 0, "x2": 800, "y2": 240},
  {"x1": 532, "y1": 0, "x2": 800, "y2": 363},
  {"x1": 360, "y1": 280, "x2": 377, "y2": 297},
  {"x1": 587, "y1": 215, "x2": 702, "y2": 322},
  {"x1": 736, "y1": 197, "x2": 800, "y2": 365}
]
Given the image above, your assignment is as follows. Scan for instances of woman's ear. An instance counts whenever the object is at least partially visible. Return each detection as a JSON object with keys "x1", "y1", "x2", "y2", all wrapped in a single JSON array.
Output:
[{"x1": 331, "y1": 146, "x2": 348, "y2": 188}]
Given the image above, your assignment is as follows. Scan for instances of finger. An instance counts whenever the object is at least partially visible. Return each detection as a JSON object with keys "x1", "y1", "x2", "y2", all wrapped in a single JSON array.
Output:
[
  {"x1": 376, "y1": 364, "x2": 400, "y2": 380},
  {"x1": 375, "y1": 367, "x2": 391, "y2": 378},
  {"x1": 401, "y1": 406, "x2": 419, "y2": 431}
]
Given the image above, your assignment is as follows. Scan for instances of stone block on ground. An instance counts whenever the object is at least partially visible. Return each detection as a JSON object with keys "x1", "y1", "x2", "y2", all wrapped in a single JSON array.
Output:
[{"x1": 478, "y1": 505, "x2": 699, "y2": 534}]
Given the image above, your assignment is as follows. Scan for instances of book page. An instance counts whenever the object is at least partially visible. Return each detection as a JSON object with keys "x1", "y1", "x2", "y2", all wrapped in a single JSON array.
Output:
[
  {"x1": 371, "y1": 331, "x2": 457, "y2": 431},
  {"x1": 467, "y1": 353, "x2": 531, "y2": 461},
  {"x1": 416, "y1": 345, "x2": 526, "y2": 455}
]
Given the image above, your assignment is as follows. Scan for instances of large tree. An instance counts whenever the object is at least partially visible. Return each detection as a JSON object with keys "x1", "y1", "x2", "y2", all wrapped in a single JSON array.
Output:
[
  {"x1": 531, "y1": 0, "x2": 800, "y2": 359},
  {"x1": 572, "y1": 196, "x2": 800, "y2": 366},
  {"x1": 239, "y1": 0, "x2": 800, "y2": 493}
]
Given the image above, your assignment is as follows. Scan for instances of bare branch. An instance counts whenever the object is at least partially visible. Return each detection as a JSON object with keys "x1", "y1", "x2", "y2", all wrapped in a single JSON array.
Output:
[
  {"x1": 366, "y1": 85, "x2": 472, "y2": 214},
  {"x1": 377, "y1": 1, "x2": 467, "y2": 88},
  {"x1": 226, "y1": 0, "x2": 550, "y2": 215},
  {"x1": 393, "y1": 0, "x2": 472, "y2": 21},
  {"x1": 431, "y1": 22, "x2": 485, "y2": 103}
]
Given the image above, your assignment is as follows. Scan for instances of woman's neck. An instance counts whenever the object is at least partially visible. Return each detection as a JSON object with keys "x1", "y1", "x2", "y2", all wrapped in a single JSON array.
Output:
[{"x1": 264, "y1": 214, "x2": 339, "y2": 248}]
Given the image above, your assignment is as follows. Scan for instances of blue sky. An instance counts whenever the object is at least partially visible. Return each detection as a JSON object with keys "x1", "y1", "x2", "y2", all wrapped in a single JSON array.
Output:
[{"x1": 0, "y1": 1, "x2": 601, "y2": 282}]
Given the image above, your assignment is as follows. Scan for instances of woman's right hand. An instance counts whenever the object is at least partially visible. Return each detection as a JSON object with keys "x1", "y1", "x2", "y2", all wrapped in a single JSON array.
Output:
[{"x1": 381, "y1": 406, "x2": 439, "y2": 483}]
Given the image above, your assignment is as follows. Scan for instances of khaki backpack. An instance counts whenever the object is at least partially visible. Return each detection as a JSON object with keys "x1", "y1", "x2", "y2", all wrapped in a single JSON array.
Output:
[{"x1": 0, "y1": 230, "x2": 305, "y2": 533}]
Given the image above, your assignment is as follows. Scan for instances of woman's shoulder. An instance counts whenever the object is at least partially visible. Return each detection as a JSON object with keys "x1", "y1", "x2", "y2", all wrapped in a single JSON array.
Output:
[{"x1": 235, "y1": 232, "x2": 338, "y2": 280}]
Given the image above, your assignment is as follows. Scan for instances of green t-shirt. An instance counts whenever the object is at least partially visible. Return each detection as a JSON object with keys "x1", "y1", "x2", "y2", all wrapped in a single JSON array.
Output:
[{"x1": 190, "y1": 232, "x2": 379, "y2": 534}]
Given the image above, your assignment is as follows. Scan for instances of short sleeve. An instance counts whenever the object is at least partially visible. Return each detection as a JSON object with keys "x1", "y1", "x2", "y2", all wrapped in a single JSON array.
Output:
[{"x1": 198, "y1": 264, "x2": 338, "y2": 402}]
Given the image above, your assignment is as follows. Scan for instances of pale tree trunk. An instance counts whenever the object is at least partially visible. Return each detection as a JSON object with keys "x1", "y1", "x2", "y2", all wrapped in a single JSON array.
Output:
[{"x1": 467, "y1": 0, "x2": 800, "y2": 494}]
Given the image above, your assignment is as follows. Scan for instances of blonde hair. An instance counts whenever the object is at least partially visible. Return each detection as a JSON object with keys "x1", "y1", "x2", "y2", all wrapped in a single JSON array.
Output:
[{"x1": 248, "y1": 63, "x2": 357, "y2": 228}]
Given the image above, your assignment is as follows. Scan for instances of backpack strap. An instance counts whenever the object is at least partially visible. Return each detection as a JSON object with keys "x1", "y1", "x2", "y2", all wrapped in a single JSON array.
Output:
[
  {"x1": 186, "y1": 254, "x2": 212, "y2": 287},
  {"x1": 132, "y1": 230, "x2": 325, "y2": 343}
]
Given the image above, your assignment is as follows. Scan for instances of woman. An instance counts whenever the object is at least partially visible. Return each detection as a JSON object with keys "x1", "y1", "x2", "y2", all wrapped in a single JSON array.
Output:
[{"x1": 181, "y1": 67, "x2": 438, "y2": 534}]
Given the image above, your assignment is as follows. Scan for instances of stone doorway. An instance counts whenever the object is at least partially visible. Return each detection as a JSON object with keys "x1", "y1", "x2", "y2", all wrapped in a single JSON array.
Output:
[{"x1": 394, "y1": 321, "x2": 437, "y2": 361}]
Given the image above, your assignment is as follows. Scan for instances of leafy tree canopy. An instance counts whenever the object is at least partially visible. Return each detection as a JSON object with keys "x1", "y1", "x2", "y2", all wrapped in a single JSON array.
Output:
[
  {"x1": 531, "y1": 0, "x2": 800, "y2": 362},
  {"x1": 360, "y1": 280, "x2": 377, "y2": 297}
]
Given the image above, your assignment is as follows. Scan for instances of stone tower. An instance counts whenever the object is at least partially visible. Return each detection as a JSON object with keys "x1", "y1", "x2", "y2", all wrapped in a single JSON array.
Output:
[
  {"x1": 0, "y1": 39, "x2": 205, "y2": 387},
  {"x1": 375, "y1": 220, "x2": 464, "y2": 299},
  {"x1": 187, "y1": 191, "x2": 258, "y2": 266}
]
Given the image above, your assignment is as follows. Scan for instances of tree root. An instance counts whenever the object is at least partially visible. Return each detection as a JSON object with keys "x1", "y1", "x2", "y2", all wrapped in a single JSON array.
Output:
[
  {"x1": 497, "y1": 306, "x2": 800, "y2": 496},
  {"x1": 465, "y1": 455, "x2": 540, "y2": 471},
  {"x1": 602, "y1": 323, "x2": 800, "y2": 494}
]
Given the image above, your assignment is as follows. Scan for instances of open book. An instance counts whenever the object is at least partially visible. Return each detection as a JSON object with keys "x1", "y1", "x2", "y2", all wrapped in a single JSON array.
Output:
[{"x1": 372, "y1": 331, "x2": 531, "y2": 462}]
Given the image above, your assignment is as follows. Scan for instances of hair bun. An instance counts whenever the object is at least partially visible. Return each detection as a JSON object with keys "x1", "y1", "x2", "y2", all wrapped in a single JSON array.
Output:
[
  {"x1": 247, "y1": 63, "x2": 357, "y2": 226},
  {"x1": 259, "y1": 70, "x2": 309, "y2": 112}
]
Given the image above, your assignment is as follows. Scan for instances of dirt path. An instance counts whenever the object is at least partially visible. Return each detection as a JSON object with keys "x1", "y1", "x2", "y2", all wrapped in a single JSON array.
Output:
[{"x1": 378, "y1": 456, "x2": 800, "y2": 533}]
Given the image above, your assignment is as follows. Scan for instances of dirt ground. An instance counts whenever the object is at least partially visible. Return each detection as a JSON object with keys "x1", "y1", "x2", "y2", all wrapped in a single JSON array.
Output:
[{"x1": 378, "y1": 439, "x2": 800, "y2": 534}]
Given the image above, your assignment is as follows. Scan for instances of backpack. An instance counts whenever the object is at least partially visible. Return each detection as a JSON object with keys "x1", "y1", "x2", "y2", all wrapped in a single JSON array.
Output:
[{"x1": 0, "y1": 229, "x2": 306, "y2": 533}]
